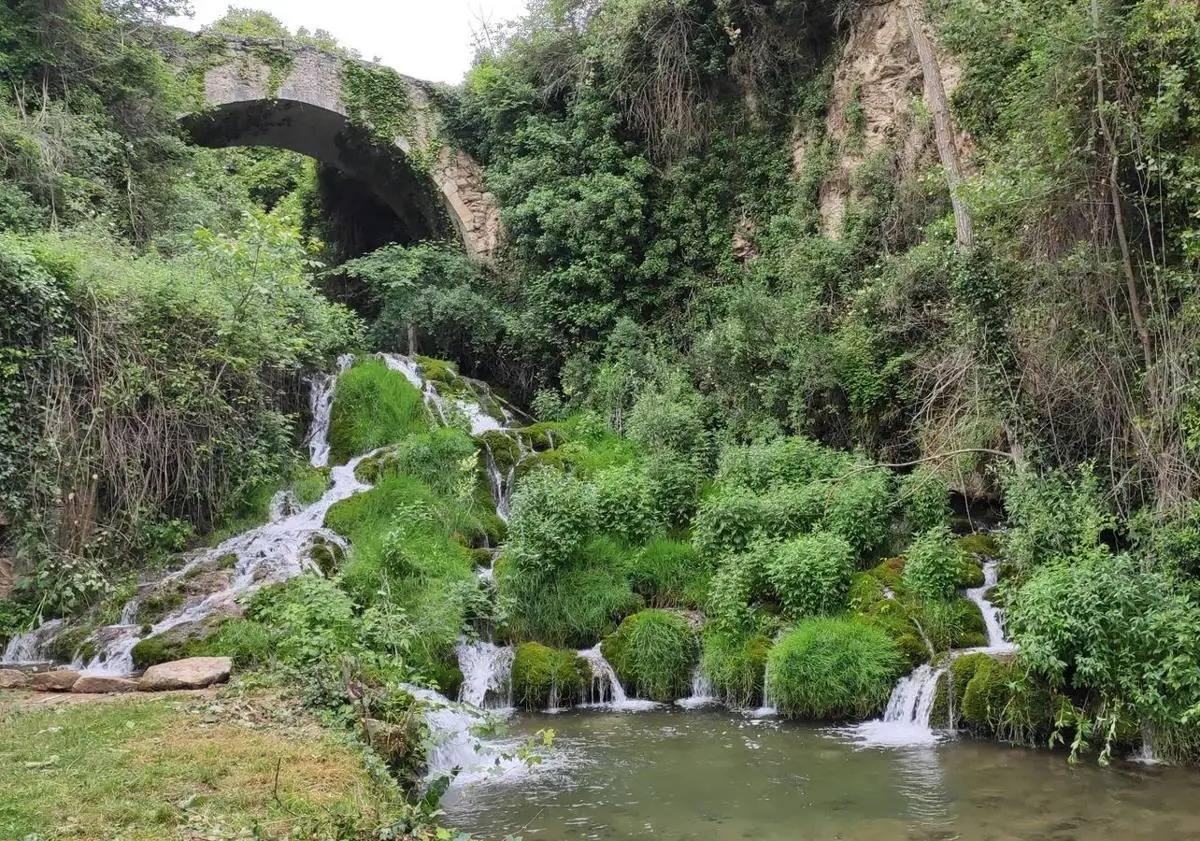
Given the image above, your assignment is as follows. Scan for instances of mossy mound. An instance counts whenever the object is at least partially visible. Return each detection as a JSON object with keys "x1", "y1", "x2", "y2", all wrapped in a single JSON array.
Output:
[
  {"x1": 137, "y1": 589, "x2": 186, "y2": 624},
  {"x1": 956, "y1": 533, "x2": 1001, "y2": 559},
  {"x1": 131, "y1": 614, "x2": 230, "y2": 670},
  {"x1": 511, "y1": 642, "x2": 587, "y2": 710},
  {"x1": 601, "y1": 609, "x2": 697, "y2": 702},
  {"x1": 46, "y1": 626, "x2": 96, "y2": 664},
  {"x1": 931, "y1": 652, "x2": 1061, "y2": 746},
  {"x1": 515, "y1": 422, "x2": 568, "y2": 451},
  {"x1": 700, "y1": 628, "x2": 771, "y2": 708},
  {"x1": 766, "y1": 617, "x2": 902, "y2": 720},
  {"x1": 327, "y1": 358, "x2": 429, "y2": 464},
  {"x1": 477, "y1": 429, "x2": 521, "y2": 472}
]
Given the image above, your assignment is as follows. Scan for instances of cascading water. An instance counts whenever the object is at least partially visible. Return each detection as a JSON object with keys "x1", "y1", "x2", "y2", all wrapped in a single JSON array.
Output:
[
  {"x1": 456, "y1": 640, "x2": 514, "y2": 711},
  {"x1": 676, "y1": 665, "x2": 718, "y2": 709},
  {"x1": 577, "y1": 645, "x2": 658, "y2": 711},
  {"x1": 3, "y1": 362, "x2": 370, "y2": 674},
  {"x1": 2, "y1": 618, "x2": 66, "y2": 665},
  {"x1": 844, "y1": 541, "x2": 1016, "y2": 747},
  {"x1": 307, "y1": 353, "x2": 354, "y2": 468},
  {"x1": 406, "y1": 685, "x2": 524, "y2": 783},
  {"x1": 847, "y1": 665, "x2": 947, "y2": 747},
  {"x1": 965, "y1": 560, "x2": 1015, "y2": 654}
]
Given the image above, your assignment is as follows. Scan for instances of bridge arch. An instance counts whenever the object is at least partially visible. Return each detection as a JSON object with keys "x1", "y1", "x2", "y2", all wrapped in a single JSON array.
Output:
[{"x1": 181, "y1": 38, "x2": 500, "y2": 259}]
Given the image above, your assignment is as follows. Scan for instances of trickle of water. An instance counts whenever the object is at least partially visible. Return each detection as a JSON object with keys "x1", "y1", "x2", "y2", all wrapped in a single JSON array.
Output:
[
  {"x1": 577, "y1": 645, "x2": 658, "y2": 711},
  {"x1": 456, "y1": 640, "x2": 514, "y2": 711},
  {"x1": 676, "y1": 666, "x2": 718, "y2": 709},
  {"x1": 966, "y1": 560, "x2": 1016, "y2": 654}
]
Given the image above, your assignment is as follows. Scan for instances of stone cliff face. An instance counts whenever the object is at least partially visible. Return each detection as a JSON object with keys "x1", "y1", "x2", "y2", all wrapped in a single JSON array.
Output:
[{"x1": 799, "y1": 0, "x2": 970, "y2": 238}]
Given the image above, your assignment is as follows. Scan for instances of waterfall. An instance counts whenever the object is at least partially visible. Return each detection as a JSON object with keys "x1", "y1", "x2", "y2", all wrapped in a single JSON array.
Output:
[
  {"x1": 577, "y1": 645, "x2": 658, "y2": 711},
  {"x1": 2, "y1": 618, "x2": 66, "y2": 665},
  {"x1": 676, "y1": 665, "x2": 718, "y2": 709},
  {"x1": 307, "y1": 353, "x2": 353, "y2": 468},
  {"x1": 456, "y1": 640, "x2": 514, "y2": 711},
  {"x1": 406, "y1": 685, "x2": 523, "y2": 784},
  {"x1": 965, "y1": 560, "x2": 1016, "y2": 654},
  {"x1": 1133, "y1": 725, "x2": 1161, "y2": 765},
  {"x1": 4, "y1": 364, "x2": 370, "y2": 675},
  {"x1": 846, "y1": 664, "x2": 947, "y2": 747}
]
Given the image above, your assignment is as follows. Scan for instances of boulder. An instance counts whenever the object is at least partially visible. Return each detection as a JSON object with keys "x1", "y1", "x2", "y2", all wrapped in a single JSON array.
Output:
[
  {"x1": 71, "y1": 675, "x2": 140, "y2": 694},
  {"x1": 139, "y1": 656, "x2": 231, "y2": 691},
  {"x1": 0, "y1": 668, "x2": 29, "y2": 689},
  {"x1": 29, "y1": 669, "x2": 80, "y2": 692}
]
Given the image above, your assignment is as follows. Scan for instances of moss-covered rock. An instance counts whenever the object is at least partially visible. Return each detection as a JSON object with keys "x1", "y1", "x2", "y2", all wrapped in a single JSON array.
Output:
[
  {"x1": 137, "y1": 589, "x2": 186, "y2": 624},
  {"x1": 130, "y1": 613, "x2": 231, "y2": 670},
  {"x1": 601, "y1": 609, "x2": 696, "y2": 702},
  {"x1": 46, "y1": 626, "x2": 95, "y2": 664},
  {"x1": 305, "y1": 534, "x2": 346, "y2": 577},
  {"x1": 515, "y1": 448, "x2": 567, "y2": 479},
  {"x1": 515, "y1": 422, "x2": 568, "y2": 452},
  {"x1": 511, "y1": 642, "x2": 587, "y2": 710},
  {"x1": 477, "y1": 429, "x2": 521, "y2": 472},
  {"x1": 957, "y1": 533, "x2": 1001, "y2": 559}
]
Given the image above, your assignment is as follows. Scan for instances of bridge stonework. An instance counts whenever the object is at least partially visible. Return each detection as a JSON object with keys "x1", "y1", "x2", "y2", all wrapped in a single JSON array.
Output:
[{"x1": 187, "y1": 37, "x2": 500, "y2": 260}]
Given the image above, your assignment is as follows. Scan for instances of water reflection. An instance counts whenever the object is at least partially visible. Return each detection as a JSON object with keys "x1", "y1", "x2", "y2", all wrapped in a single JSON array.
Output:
[{"x1": 441, "y1": 708, "x2": 1200, "y2": 840}]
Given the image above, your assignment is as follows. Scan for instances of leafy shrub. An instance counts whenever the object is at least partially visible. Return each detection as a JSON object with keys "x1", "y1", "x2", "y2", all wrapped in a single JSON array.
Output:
[
  {"x1": 902, "y1": 526, "x2": 963, "y2": 601},
  {"x1": 900, "y1": 468, "x2": 951, "y2": 533},
  {"x1": 601, "y1": 609, "x2": 696, "y2": 702},
  {"x1": 764, "y1": 531, "x2": 854, "y2": 618},
  {"x1": 592, "y1": 463, "x2": 666, "y2": 544},
  {"x1": 717, "y1": 437, "x2": 849, "y2": 491},
  {"x1": 694, "y1": 486, "x2": 767, "y2": 558},
  {"x1": 328, "y1": 358, "x2": 429, "y2": 464},
  {"x1": 511, "y1": 642, "x2": 587, "y2": 709},
  {"x1": 706, "y1": 545, "x2": 771, "y2": 632},
  {"x1": 820, "y1": 468, "x2": 893, "y2": 557},
  {"x1": 700, "y1": 628, "x2": 771, "y2": 708},
  {"x1": 505, "y1": 469, "x2": 595, "y2": 577},
  {"x1": 765, "y1": 617, "x2": 901, "y2": 720},
  {"x1": 1001, "y1": 467, "x2": 1114, "y2": 574},
  {"x1": 1008, "y1": 551, "x2": 1200, "y2": 740},
  {"x1": 625, "y1": 537, "x2": 708, "y2": 608}
]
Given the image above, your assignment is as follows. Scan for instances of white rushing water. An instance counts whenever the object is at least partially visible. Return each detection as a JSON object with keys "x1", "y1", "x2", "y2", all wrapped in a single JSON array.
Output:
[
  {"x1": 965, "y1": 560, "x2": 1015, "y2": 654},
  {"x1": 3, "y1": 363, "x2": 369, "y2": 674},
  {"x1": 844, "y1": 542, "x2": 1016, "y2": 747},
  {"x1": 456, "y1": 640, "x2": 514, "y2": 712},
  {"x1": 577, "y1": 645, "x2": 658, "y2": 711},
  {"x1": 676, "y1": 665, "x2": 719, "y2": 709}
]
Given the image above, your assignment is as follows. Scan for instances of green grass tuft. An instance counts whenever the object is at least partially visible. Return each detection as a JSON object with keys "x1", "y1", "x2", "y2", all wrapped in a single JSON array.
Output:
[
  {"x1": 601, "y1": 609, "x2": 697, "y2": 702},
  {"x1": 328, "y1": 358, "x2": 429, "y2": 464},
  {"x1": 766, "y1": 616, "x2": 901, "y2": 720}
]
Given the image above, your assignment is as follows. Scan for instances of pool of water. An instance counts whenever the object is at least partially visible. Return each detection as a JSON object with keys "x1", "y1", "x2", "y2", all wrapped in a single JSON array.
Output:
[{"x1": 441, "y1": 708, "x2": 1200, "y2": 840}]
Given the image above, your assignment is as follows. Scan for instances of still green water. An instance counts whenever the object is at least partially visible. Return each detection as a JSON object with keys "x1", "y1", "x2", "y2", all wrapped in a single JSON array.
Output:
[{"x1": 441, "y1": 708, "x2": 1200, "y2": 840}]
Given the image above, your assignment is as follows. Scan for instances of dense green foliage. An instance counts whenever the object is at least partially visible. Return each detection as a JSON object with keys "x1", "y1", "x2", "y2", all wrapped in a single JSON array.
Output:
[
  {"x1": 511, "y1": 642, "x2": 588, "y2": 709},
  {"x1": 766, "y1": 617, "x2": 901, "y2": 720},
  {"x1": 601, "y1": 609, "x2": 697, "y2": 702},
  {"x1": 327, "y1": 357, "x2": 430, "y2": 463}
]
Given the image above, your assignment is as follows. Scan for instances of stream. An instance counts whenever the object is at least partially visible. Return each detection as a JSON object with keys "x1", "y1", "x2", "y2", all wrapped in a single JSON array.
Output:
[{"x1": 440, "y1": 708, "x2": 1200, "y2": 840}]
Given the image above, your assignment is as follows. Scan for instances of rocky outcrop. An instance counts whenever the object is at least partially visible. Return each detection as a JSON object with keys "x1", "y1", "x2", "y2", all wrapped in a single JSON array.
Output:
[
  {"x1": 0, "y1": 668, "x2": 29, "y2": 688},
  {"x1": 800, "y1": 0, "x2": 971, "y2": 238},
  {"x1": 71, "y1": 675, "x2": 140, "y2": 694},
  {"x1": 139, "y1": 656, "x2": 232, "y2": 691},
  {"x1": 29, "y1": 669, "x2": 80, "y2": 692}
]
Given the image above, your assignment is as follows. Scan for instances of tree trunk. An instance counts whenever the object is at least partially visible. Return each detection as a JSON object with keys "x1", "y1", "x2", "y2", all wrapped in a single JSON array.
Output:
[{"x1": 902, "y1": 0, "x2": 975, "y2": 253}]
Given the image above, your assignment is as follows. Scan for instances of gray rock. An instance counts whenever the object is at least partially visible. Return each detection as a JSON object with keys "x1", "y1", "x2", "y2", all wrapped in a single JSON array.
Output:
[
  {"x1": 0, "y1": 668, "x2": 29, "y2": 689},
  {"x1": 71, "y1": 675, "x2": 140, "y2": 693},
  {"x1": 29, "y1": 669, "x2": 80, "y2": 691},
  {"x1": 139, "y1": 656, "x2": 231, "y2": 691}
]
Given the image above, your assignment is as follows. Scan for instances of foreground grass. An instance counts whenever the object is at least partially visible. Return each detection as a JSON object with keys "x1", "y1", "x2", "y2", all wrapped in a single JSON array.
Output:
[{"x1": 0, "y1": 686, "x2": 402, "y2": 841}]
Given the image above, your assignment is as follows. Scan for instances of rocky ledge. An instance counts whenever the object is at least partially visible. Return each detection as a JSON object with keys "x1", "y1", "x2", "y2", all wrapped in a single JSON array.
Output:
[{"x1": 0, "y1": 656, "x2": 232, "y2": 694}]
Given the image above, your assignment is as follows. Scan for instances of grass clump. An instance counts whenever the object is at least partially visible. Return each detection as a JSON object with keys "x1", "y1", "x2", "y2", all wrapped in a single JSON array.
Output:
[
  {"x1": 765, "y1": 617, "x2": 901, "y2": 720},
  {"x1": 601, "y1": 609, "x2": 696, "y2": 702},
  {"x1": 625, "y1": 537, "x2": 709, "y2": 608},
  {"x1": 511, "y1": 642, "x2": 587, "y2": 709},
  {"x1": 700, "y1": 628, "x2": 772, "y2": 708},
  {"x1": 328, "y1": 358, "x2": 429, "y2": 464}
]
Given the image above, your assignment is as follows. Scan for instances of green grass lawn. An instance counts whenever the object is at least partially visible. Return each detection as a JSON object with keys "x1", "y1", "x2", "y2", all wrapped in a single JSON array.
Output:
[{"x1": 0, "y1": 687, "x2": 401, "y2": 841}]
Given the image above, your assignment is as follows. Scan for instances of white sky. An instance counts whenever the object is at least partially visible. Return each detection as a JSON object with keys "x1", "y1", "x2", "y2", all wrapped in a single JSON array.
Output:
[{"x1": 171, "y1": 1, "x2": 529, "y2": 84}]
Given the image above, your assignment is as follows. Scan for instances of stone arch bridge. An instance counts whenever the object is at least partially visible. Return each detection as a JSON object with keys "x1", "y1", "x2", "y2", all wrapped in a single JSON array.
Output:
[{"x1": 180, "y1": 35, "x2": 499, "y2": 259}]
